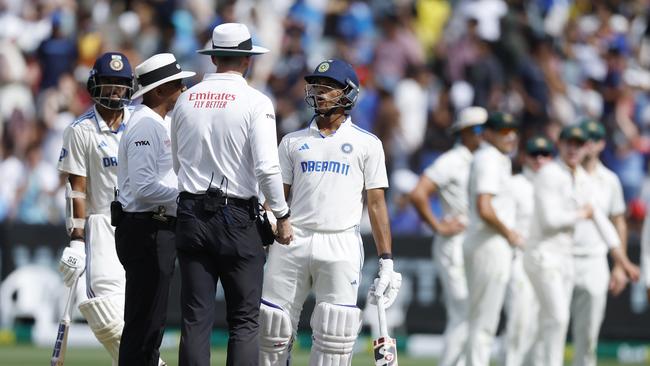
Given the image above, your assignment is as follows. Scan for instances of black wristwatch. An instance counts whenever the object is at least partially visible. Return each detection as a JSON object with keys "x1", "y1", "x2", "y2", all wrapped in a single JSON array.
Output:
[
  {"x1": 277, "y1": 209, "x2": 291, "y2": 220},
  {"x1": 379, "y1": 253, "x2": 393, "y2": 260}
]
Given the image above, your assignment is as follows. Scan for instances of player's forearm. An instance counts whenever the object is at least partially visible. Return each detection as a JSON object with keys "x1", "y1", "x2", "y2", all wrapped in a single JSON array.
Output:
[
  {"x1": 477, "y1": 194, "x2": 510, "y2": 238},
  {"x1": 410, "y1": 191, "x2": 439, "y2": 232},
  {"x1": 612, "y1": 214, "x2": 627, "y2": 253},
  {"x1": 368, "y1": 189, "x2": 392, "y2": 256},
  {"x1": 69, "y1": 176, "x2": 87, "y2": 241}
]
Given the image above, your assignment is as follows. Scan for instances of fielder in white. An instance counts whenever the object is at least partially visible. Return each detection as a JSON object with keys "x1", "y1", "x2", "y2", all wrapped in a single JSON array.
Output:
[
  {"x1": 410, "y1": 106, "x2": 487, "y2": 366},
  {"x1": 570, "y1": 119, "x2": 640, "y2": 366},
  {"x1": 259, "y1": 59, "x2": 401, "y2": 366},
  {"x1": 523, "y1": 125, "x2": 638, "y2": 366},
  {"x1": 57, "y1": 52, "x2": 134, "y2": 365},
  {"x1": 503, "y1": 136, "x2": 554, "y2": 366},
  {"x1": 464, "y1": 112, "x2": 522, "y2": 366}
]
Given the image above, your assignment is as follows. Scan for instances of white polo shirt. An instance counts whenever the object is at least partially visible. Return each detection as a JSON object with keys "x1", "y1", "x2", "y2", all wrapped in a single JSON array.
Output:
[
  {"x1": 171, "y1": 73, "x2": 288, "y2": 217},
  {"x1": 465, "y1": 142, "x2": 515, "y2": 242},
  {"x1": 527, "y1": 159, "x2": 590, "y2": 255},
  {"x1": 573, "y1": 162, "x2": 625, "y2": 256},
  {"x1": 510, "y1": 168, "x2": 536, "y2": 240},
  {"x1": 423, "y1": 144, "x2": 472, "y2": 221},
  {"x1": 279, "y1": 117, "x2": 388, "y2": 231},
  {"x1": 117, "y1": 104, "x2": 177, "y2": 215},
  {"x1": 58, "y1": 105, "x2": 133, "y2": 216}
]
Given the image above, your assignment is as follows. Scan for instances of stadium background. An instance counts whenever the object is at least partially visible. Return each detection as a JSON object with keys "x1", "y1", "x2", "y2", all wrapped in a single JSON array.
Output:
[{"x1": 1, "y1": 0, "x2": 650, "y2": 364}]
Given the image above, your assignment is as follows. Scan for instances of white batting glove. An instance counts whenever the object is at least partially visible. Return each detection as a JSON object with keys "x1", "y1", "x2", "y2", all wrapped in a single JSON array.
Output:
[
  {"x1": 59, "y1": 240, "x2": 86, "y2": 287},
  {"x1": 368, "y1": 258, "x2": 402, "y2": 308}
]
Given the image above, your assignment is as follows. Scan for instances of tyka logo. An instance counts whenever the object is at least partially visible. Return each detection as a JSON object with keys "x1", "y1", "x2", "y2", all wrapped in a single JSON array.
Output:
[{"x1": 134, "y1": 140, "x2": 150, "y2": 146}]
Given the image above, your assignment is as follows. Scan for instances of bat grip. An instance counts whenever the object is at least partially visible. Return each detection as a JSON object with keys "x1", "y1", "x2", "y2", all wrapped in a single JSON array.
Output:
[{"x1": 376, "y1": 295, "x2": 389, "y2": 338}]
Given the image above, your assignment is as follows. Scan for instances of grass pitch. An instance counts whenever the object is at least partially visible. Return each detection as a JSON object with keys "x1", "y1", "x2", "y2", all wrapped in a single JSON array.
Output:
[{"x1": 0, "y1": 345, "x2": 645, "y2": 366}]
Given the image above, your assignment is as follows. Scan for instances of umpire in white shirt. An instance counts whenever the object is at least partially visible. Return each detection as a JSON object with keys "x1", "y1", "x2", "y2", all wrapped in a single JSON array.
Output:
[
  {"x1": 171, "y1": 23, "x2": 292, "y2": 366},
  {"x1": 115, "y1": 53, "x2": 195, "y2": 366}
]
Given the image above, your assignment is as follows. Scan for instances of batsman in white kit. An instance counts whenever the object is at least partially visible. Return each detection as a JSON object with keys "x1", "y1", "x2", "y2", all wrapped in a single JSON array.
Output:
[
  {"x1": 410, "y1": 106, "x2": 487, "y2": 366},
  {"x1": 57, "y1": 52, "x2": 134, "y2": 365},
  {"x1": 259, "y1": 59, "x2": 402, "y2": 366}
]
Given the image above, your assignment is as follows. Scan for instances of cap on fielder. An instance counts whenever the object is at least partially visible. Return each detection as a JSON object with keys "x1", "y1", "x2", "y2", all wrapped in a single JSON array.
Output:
[
  {"x1": 484, "y1": 111, "x2": 519, "y2": 130},
  {"x1": 580, "y1": 119, "x2": 606, "y2": 141},
  {"x1": 559, "y1": 124, "x2": 588, "y2": 142},
  {"x1": 449, "y1": 106, "x2": 488, "y2": 133},
  {"x1": 197, "y1": 23, "x2": 269, "y2": 56},
  {"x1": 525, "y1": 135, "x2": 555, "y2": 155}
]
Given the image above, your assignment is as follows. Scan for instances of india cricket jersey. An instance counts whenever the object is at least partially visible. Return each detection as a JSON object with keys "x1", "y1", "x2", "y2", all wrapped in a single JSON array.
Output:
[
  {"x1": 279, "y1": 117, "x2": 388, "y2": 231},
  {"x1": 58, "y1": 105, "x2": 133, "y2": 216}
]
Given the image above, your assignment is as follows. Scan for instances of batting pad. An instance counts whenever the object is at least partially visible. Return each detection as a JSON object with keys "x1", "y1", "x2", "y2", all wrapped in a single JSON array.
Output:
[
  {"x1": 78, "y1": 296, "x2": 123, "y2": 363},
  {"x1": 309, "y1": 302, "x2": 361, "y2": 366},
  {"x1": 259, "y1": 300, "x2": 293, "y2": 366}
]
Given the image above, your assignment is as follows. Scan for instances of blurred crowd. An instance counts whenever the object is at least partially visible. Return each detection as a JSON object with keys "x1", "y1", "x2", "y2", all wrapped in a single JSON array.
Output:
[{"x1": 2, "y1": 0, "x2": 650, "y2": 235}]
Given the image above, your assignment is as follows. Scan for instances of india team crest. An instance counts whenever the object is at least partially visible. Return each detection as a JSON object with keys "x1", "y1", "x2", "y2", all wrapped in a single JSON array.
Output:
[
  {"x1": 109, "y1": 58, "x2": 124, "y2": 71},
  {"x1": 318, "y1": 62, "x2": 330, "y2": 73},
  {"x1": 341, "y1": 143, "x2": 353, "y2": 154}
]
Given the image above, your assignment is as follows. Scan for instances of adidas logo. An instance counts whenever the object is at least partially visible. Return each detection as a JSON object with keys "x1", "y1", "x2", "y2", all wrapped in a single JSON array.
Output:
[
  {"x1": 298, "y1": 143, "x2": 310, "y2": 151},
  {"x1": 350, "y1": 280, "x2": 357, "y2": 285},
  {"x1": 98, "y1": 141, "x2": 108, "y2": 149}
]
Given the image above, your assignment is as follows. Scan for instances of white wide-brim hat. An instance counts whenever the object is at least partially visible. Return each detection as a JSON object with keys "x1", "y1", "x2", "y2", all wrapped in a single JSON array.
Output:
[
  {"x1": 449, "y1": 106, "x2": 488, "y2": 133},
  {"x1": 197, "y1": 23, "x2": 269, "y2": 56},
  {"x1": 131, "y1": 53, "x2": 196, "y2": 100}
]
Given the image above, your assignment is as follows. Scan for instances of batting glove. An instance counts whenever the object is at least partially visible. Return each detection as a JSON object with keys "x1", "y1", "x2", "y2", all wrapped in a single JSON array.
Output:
[
  {"x1": 368, "y1": 258, "x2": 402, "y2": 308},
  {"x1": 59, "y1": 240, "x2": 86, "y2": 287}
]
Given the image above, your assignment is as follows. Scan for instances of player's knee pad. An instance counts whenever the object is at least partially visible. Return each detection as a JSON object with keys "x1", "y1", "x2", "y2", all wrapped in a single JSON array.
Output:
[
  {"x1": 309, "y1": 302, "x2": 361, "y2": 366},
  {"x1": 78, "y1": 295, "x2": 123, "y2": 361},
  {"x1": 259, "y1": 300, "x2": 294, "y2": 366}
]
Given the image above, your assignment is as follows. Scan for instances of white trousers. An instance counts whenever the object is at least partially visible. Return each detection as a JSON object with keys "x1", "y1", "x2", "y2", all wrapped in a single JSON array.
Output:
[
  {"x1": 504, "y1": 251, "x2": 541, "y2": 366},
  {"x1": 434, "y1": 234, "x2": 468, "y2": 366},
  {"x1": 262, "y1": 226, "x2": 364, "y2": 333},
  {"x1": 524, "y1": 249, "x2": 574, "y2": 366},
  {"x1": 85, "y1": 214, "x2": 125, "y2": 309},
  {"x1": 571, "y1": 254, "x2": 609, "y2": 366},
  {"x1": 464, "y1": 235, "x2": 513, "y2": 366}
]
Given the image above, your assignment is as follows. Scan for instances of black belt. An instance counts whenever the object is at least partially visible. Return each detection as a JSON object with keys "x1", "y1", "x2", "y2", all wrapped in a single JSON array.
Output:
[
  {"x1": 123, "y1": 212, "x2": 176, "y2": 227},
  {"x1": 178, "y1": 191, "x2": 254, "y2": 209}
]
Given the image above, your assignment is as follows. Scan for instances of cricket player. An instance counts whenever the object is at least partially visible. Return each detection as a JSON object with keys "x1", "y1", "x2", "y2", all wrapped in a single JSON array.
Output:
[
  {"x1": 463, "y1": 111, "x2": 521, "y2": 366},
  {"x1": 57, "y1": 52, "x2": 134, "y2": 365},
  {"x1": 523, "y1": 125, "x2": 637, "y2": 366},
  {"x1": 258, "y1": 59, "x2": 401, "y2": 366},
  {"x1": 410, "y1": 106, "x2": 487, "y2": 366},
  {"x1": 503, "y1": 135, "x2": 554, "y2": 366},
  {"x1": 570, "y1": 119, "x2": 640, "y2": 366}
]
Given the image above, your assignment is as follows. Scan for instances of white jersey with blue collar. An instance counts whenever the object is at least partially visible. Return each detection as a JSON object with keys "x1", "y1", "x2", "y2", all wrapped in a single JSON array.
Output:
[
  {"x1": 58, "y1": 104, "x2": 133, "y2": 216},
  {"x1": 279, "y1": 116, "x2": 388, "y2": 231}
]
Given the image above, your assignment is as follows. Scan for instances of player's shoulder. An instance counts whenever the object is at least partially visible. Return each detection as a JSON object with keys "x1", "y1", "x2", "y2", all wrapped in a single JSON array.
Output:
[
  {"x1": 68, "y1": 108, "x2": 97, "y2": 130},
  {"x1": 348, "y1": 122, "x2": 380, "y2": 142},
  {"x1": 280, "y1": 126, "x2": 311, "y2": 148},
  {"x1": 596, "y1": 163, "x2": 620, "y2": 182}
]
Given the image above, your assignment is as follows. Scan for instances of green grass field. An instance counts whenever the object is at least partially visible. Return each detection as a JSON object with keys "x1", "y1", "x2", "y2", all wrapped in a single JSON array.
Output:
[{"x1": 0, "y1": 345, "x2": 646, "y2": 366}]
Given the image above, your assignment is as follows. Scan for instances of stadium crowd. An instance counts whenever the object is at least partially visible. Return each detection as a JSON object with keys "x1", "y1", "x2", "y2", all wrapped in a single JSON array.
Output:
[{"x1": 2, "y1": 0, "x2": 650, "y2": 235}]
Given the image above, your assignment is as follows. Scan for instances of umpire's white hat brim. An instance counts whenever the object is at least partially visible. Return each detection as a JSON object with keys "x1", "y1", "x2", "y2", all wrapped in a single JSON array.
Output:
[
  {"x1": 131, "y1": 53, "x2": 196, "y2": 100},
  {"x1": 197, "y1": 23, "x2": 269, "y2": 56}
]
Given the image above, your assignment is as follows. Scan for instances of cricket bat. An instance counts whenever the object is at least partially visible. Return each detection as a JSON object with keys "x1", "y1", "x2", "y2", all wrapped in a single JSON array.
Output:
[
  {"x1": 373, "y1": 296, "x2": 398, "y2": 366},
  {"x1": 50, "y1": 278, "x2": 77, "y2": 366}
]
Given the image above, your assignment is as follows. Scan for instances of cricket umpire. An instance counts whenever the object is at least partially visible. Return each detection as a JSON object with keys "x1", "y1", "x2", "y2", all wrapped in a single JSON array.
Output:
[
  {"x1": 115, "y1": 53, "x2": 195, "y2": 365},
  {"x1": 171, "y1": 23, "x2": 293, "y2": 366}
]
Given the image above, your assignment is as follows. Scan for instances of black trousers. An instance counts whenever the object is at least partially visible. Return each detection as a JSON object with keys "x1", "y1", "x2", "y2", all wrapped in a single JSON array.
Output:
[
  {"x1": 176, "y1": 194, "x2": 265, "y2": 366},
  {"x1": 115, "y1": 214, "x2": 177, "y2": 366}
]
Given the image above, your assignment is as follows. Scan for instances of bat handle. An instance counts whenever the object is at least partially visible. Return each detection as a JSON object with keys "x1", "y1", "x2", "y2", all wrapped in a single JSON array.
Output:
[
  {"x1": 61, "y1": 277, "x2": 79, "y2": 322},
  {"x1": 376, "y1": 295, "x2": 389, "y2": 338}
]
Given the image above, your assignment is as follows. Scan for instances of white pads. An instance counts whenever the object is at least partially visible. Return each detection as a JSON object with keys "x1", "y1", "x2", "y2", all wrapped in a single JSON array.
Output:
[
  {"x1": 259, "y1": 301, "x2": 294, "y2": 365},
  {"x1": 309, "y1": 302, "x2": 361, "y2": 366},
  {"x1": 78, "y1": 296, "x2": 123, "y2": 363}
]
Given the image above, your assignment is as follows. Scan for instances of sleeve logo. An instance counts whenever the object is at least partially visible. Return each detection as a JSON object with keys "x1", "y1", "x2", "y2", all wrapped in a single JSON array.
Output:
[
  {"x1": 134, "y1": 140, "x2": 150, "y2": 146},
  {"x1": 59, "y1": 148, "x2": 68, "y2": 162}
]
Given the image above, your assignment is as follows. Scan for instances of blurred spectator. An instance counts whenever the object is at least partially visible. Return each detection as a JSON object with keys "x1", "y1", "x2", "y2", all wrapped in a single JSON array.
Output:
[{"x1": 36, "y1": 10, "x2": 78, "y2": 90}]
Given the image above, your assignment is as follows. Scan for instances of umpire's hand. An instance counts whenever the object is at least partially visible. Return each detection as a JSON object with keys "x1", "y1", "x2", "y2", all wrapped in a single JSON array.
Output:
[{"x1": 275, "y1": 217, "x2": 293, "y2": 244}]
